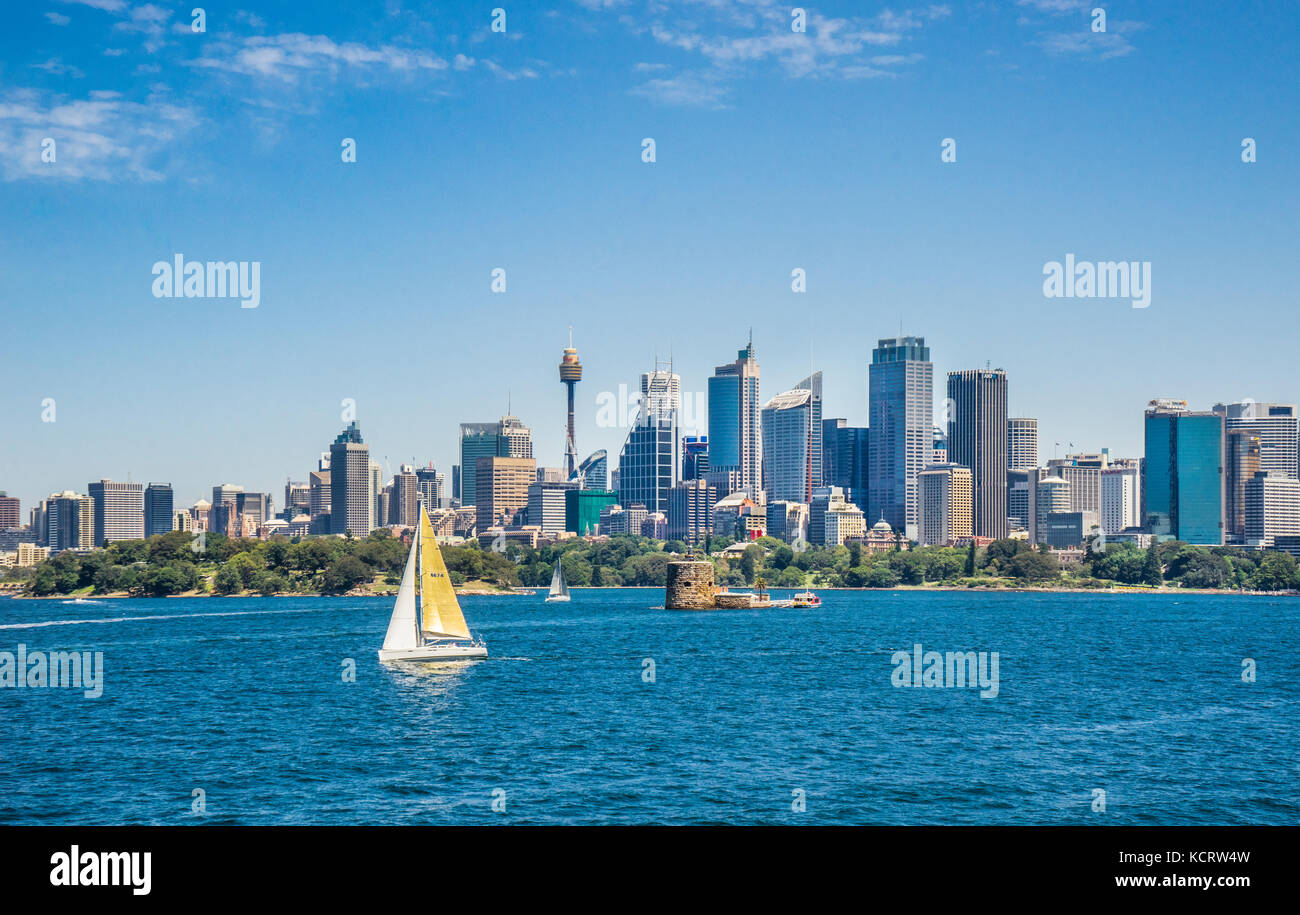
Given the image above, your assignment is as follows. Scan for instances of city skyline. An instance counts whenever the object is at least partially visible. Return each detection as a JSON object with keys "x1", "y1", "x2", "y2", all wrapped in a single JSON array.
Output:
[
  {"x1": 3, "y1": 1, "x2": 1298, "y2": 510},
  {"x1": 5, "y1": 327, "x2": 1300, "y2": 513}
]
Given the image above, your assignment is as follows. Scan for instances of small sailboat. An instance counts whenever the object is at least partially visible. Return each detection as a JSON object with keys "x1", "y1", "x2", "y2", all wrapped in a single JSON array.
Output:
[
  {"x1": 379, "y1": 505, "x2": 487, "y2": 663},
  {"x1": 545, "y1": 560, "x2": 571, "y2": 603}
]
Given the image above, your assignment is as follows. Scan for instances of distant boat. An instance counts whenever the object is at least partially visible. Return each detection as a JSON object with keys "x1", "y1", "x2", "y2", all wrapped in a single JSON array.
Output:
[
  {"x1": 63, "y1": 598, "x2": 105, "y2": 606},
  {"x1": 791, "y1": 590, "x2": 821, "y2": 608},
  {"x1": 379, "y1": 506, "x2": 487, "y2": 663},
  {"x1": 545, "y1": 561, "x2": 570, "y2": 602}
]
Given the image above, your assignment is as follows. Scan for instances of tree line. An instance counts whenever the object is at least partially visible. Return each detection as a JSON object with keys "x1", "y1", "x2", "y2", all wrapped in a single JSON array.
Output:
[{"x1": 5, "y1": 529, "x2": 1298, "y2": 597}]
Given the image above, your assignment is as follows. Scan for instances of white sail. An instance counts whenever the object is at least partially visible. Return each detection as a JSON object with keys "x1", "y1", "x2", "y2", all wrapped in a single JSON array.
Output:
[
  {"x1": 381, "y1": 532, "x2": 420, "y2": 650},
  {"x1": 548, "y1": 561, "x2": 569, "y2": 599}
]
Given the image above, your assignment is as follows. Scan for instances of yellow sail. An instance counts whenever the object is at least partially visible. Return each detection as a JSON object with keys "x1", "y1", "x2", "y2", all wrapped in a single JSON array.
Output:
[{"x1": 419, "y1": 507, "x2": 472, "y2": 639}]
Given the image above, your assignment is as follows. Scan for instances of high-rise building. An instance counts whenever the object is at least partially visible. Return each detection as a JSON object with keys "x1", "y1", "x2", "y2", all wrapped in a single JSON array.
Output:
[
  {"x1": 1047, "y1": 453, "x2": 1106, "y2": 516},
  {"x1": 369, "y1": 460, "x2": 385, "y2": 531},
  {"x1": 618, "y1": 367, "x2": 680, "y2": 515},
  {"x1": 946, "y1": 369, "x2": 1008, "y2": 540},
  {"x1": 809, "y1": 486, "x2": 864, "y2": 547},
  {"x1": 1244, "y1": 471, "x2": 1300, "y2": 547},
  {"x1": 707, "y1": 337, "x2": 762, "y2": 497},
  {"x1": 1008, "y1": 466, "x2": 1045, "y2": 534},
  {"x1": 667, "y1": 478, "x2": 715, "y2": 545},
  {"x1": 1035, "y1": 476, "x2": 1070, "y2": 545},
  {"x1": 575, "y1": 450, "x2": 608, "y2": 491},
  {"x1": 681, "y1": 435, "x2": 709, "y2": 481},
  {"x1": 822, "y1": 419, "x2": 869, "y2": 512},
  {"x1": 1101, "y1": 462, "x2": 1141, "y2": 535},
  {"x1": 88, "y1": 479, "x2": 144, "y2": 545},
  {"x1": 527, "y1": 480, "x2": 574, "y2": 534},
  {"x1": 459, "y1": 416, "x2": 533, "y2": 509},
  {"x1": 868, "y1": 336, "x2": 933, "y2": 539},
  {"x1": 44, "y1": 491, "x2": 93, "y2": 552},
  {"x1": 1225, "y1": 430, "x2": 1262, "y2": 541},
  {"x1": 209, "y1": 484, "x2": 242, "y2": 536},
  {"x1": 1214, "y1": 402, "x2": 1298, "y2": 479},
  {"x1": 1007, "y1": 418, "x2": 1039, "y2": 471},
  {"x1": 415, "y1": 464, "x2": 443, "y2": 511},
  {"x1": 143, "y1": 483, "x2": 173, "y2": 538},
  {"x1": 0, "y1": 492, "x2": 20, "y2": 531},
  {"x1": 764, "y1": 500, "x2": 802, "y2": 543},
  {"x1": 931, "y1": 427, "x2": 948, "y2": 465},
  {"x1": 389, "y1": 465, "x2": 418, "y2": 526},
  {"x1": 566, "y1": 488, "x2": 618, "y2": 536},
  {"x1": 475, "y1": 456, "x2": 536, "y2": 531},
  {"x1": 309, "y1": 471, "x2": 331, "y2": 530},
  {"x1": 284, "y1": 480, "x2": 310, "y2": 520},
  {"x1": 559, "y1": 332, "x2": 582, "y2": 480},
  {"x1": 330, "y1": 421, "x2": 372, "y2": 536},
  {"x1": 1143, "y1": 400, "x2": 1224, "y2": 545},
  {"x1": 917, "y1": 463, "x2": 973, "y2": 547},
  {"x1": 761, "y1": 372, "x2": 822, "y2": 504}
]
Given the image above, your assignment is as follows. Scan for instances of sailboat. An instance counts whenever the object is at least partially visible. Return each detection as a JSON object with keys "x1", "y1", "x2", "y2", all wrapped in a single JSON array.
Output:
[
  {"x1": 545, "y1": 560, "x2": 571, "y2": 603},
  {"x1": 378, "y1": 505, "x2": 487, "y2": 663}
]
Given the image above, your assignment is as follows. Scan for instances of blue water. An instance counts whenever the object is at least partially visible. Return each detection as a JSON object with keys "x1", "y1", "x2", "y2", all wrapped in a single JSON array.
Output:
[{"x1": 2, "y1": 589, "x2": 1297, "y2": 825}]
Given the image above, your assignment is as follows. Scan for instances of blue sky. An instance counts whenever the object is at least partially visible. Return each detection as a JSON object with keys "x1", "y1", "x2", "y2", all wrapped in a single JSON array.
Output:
[{"x1": 2, "y1": 0, "x2": 1297, "y2": 511}]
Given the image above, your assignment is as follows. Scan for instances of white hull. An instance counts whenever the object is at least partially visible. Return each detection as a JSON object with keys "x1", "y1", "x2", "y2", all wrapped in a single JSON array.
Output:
[
  {"x1": 378, "y1": 642, "x2": 488, "y2": 663},
  {"x1": 544, "y1": 595, "x2": 570, "y2": 603}
]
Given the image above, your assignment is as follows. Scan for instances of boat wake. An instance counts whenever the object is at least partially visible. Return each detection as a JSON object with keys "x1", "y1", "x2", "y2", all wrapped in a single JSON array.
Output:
[
  {"x1": 61, "y1": 598, "x2": 106, "y2": 606},
  {"x1": 0, "y1": 606, "x2": 342, "y2": 631}
]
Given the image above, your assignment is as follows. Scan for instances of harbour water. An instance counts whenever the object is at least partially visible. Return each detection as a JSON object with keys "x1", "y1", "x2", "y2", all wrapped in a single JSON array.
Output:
[{"x1": 2, "y1": 589, "x2": 1296, "y2": 825}]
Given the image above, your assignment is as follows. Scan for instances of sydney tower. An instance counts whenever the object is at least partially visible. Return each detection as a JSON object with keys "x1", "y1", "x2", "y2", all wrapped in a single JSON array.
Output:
[{"x1": 559, "y1": 330, "x2": 582, "y2": 480}]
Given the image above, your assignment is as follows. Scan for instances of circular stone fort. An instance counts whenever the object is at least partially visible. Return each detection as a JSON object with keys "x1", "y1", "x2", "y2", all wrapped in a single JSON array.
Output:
[{"x1": 665, "y1": 560, "x2": 716, "y2": 610}]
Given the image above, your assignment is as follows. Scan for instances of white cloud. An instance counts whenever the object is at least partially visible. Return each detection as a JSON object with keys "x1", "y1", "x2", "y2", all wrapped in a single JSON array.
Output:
[
  {"x1": 189, "y1": 33, "x2": 448, "y2": 81},
  {"x1": 46, "y1": 12, "x2": 72, "y2": 26},
  {"x1": 630, "y1": 71, "x2": 728, "y2": 108},
  {"x1": 0, "y1": 87, "x2": 199, "y2": 181},
  {"x1": 56, "y1": 0, "x2": 127, "y2": 11}
]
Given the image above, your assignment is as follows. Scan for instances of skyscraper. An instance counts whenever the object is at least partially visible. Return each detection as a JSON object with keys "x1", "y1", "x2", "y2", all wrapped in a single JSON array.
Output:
[
  {"x1": 88, "y1": 479, "x2": 144, "y2": 545},
  {"x1": 917, "y1": 463, "x2": 973, "y2": 547},
  {"x1": 475, "y1": 456, "x2": 536, "y2": 531},
  {"x1": 946, "y1": 368, "x2": 1008, "y2": 540},
  {"x1": 1007, "y1": 418, "x2": 1039, "y2": 471},
  {"x1": 1225, "y1": 430, "x2": 1262, "y2": 541},
  {"x1": 1244, "y1": 471, "x2": 1300, "y2": 547},
  {"x1": 707, "y1": 337, "x2": 761, "y2": 497},
  {"x1": 144, "y1": 483, "x2": 174, "y2": 538},
  {"x1": 0, "y1": 492, "x2": 20, "y2": 531},
  {"x1": 1213, "y1": 402, "x2": 1298, "y2": 479},
  {"x1": 44, "y1": 491, "x2": 93, "y2": 552},
  {"x1": 459, "y1": 416, "x2": 533, "y2": 510},
  {"x1": 283, "y1": 480, "x2": 310, "y2": 519},
  {"x1": 391, "y1": 464, "x2": 418, "y2": 526},
  {"x1": 575, "y1": 450, "x2": 608, "y2": 491},
  {"x1": 681, "y1": 435, "x2": 709, "y2": 481},
  {"x1": 415, "y1": 464, "x2": 443, "y2": 511},
  {"x1": 330, "y1": 421, "x2": 372, "y2": 536},
  {"x1": 868, "y1": 336, "x2": 932, "y2": 539},
  {"x1": 1144, "y1": 400, "x2": 1224, "y2": 545},
  {"x1": 618, "y1": 366, "x2": 680, "y2": 514},
  {"x1": 822, "y1": 418, "x2": 869, "y2": 511},
  {"x1": 1101, "y1": 462, "x2": 1141, "y2": 534},
  {"x1": 559, "y1": 332, "x2": 582, "y2": 480},
  {"x1": 761, "y1": 372, "x2": 822, "y2": 504}
]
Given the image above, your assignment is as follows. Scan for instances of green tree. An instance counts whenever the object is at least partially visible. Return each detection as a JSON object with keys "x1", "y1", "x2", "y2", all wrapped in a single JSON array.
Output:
[
  {"x1": 1142, "y1": 543, "x2": 1163, "y2": 586},
  {"x1": 964, "y1": 541, "x2": 977, "y2": 577}
]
